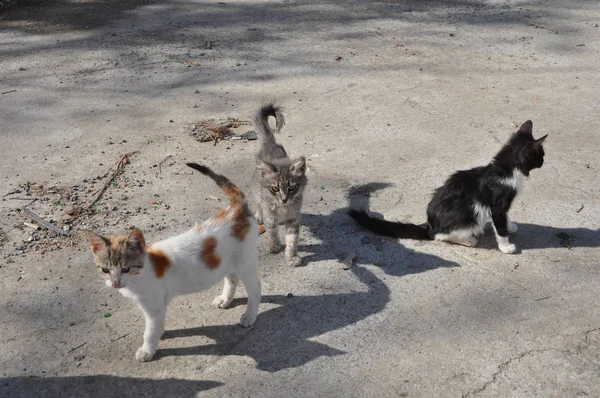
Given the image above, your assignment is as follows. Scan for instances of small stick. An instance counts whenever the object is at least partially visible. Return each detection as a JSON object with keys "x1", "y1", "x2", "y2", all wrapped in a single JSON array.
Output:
[
  {"x1": 528, "y1": 23, "x2": 557, "y2": 33},
  {"x1": 1, "y1": 89, "x2": 17, "y2": 95},
  {"x1": 535, "y1": 296, "x2": 552, "y2": 301},
  {"x1": 21, "y1": 208, "x2": 69, "y2": 237},
  {"x1": 158, "y1": 155, "x2": 173, "y2": 174},
  {"x1": 111, "y1": 333, "x2": 130, "y2": 342},
  {"x1": 8, "y1": 197, "x2": 38, "y2": 201},
  {"x1": 66, "y1": 151, "x2": 138, "y2": 217},
  {"x1": 68, "y1": 342, "x2": 87, "y2": 353},
  {"x1": 24, "y1": 222, "x2": 41, "y2": 230},
  {"x1": 576, "y1": 204, "x2": 584, "y2": 213}
]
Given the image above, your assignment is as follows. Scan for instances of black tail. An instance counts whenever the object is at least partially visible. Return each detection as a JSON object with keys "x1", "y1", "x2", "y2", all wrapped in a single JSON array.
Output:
[
  {"x1": 348, "y1": 209, "x2": 431, "y2": 240},
  {"x1": 186, "y1": 163, "x2": 247, "y2": 209},
  {"x1": 253, "y1": 103, "x2": 285, "y2": 146}
]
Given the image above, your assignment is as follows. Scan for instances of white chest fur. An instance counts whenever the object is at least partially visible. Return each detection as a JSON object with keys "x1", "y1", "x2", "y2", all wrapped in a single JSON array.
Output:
[{"x1": 501, "y1": 169, "x2": 525, "y2": 197}]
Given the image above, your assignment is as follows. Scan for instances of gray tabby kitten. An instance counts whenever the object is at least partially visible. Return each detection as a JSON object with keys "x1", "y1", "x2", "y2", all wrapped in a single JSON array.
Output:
[{"x1": 254, "y1": 104, "x2": 307, "y2": 267}]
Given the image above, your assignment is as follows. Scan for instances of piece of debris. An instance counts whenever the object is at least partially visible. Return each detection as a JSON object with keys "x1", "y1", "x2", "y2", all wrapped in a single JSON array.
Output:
[
  {"x1": 1, "y1": 89, "x2": 17, "y2": 95},
  {"x1": 334, "y1": 56, "x2": 343, "y2": 61},
  {"x1": 111, "y1": 333, "x2": 130, "y2": 342},
  {"x1": 205, "y1": 40, "x2": 212, "y2": 49},
  {"x1": 68, "y1": 342, "x2": 87, "y2": 353},
  {"x1": 556, "y1": 232, "x2": 573, "y2": 249},
  {"x1": 207, "y1": 195, "x2": 221, "y2": 202},
  {"x1": 341, "y1": 252, "x2": 356, "y2": 270},
  {"x1": 576, "y1": 44, "x2": 586, "y2": 47},
  {"x1": 186, "y1": 59, "x2": 199, "y2": 66},
  {"x1": 240, "y1": 130, "x2": 258, "y2": 140},
  {"x1": 158, "y1": 155, "x2": 174, "y2": 174},
  {"x1": 23, "y1": 222, "x2": 40, "y2": 231},
  {"x1": 190, "y1": 117, "x2": 251, "y2": 145},
  {"x1": 287, "y1": 293, "x2": 294, "y2": 298},
  {"x1": 66, "y1": 151, "x2": 138, "y2": 217},
  {"x1": 528, "y1": 23, "x2": 557, "y2": 33},
  {"x1": 74, "y1": 355, "x2": 85, "y2": 361},
  {"x1": 21, "y1": 208, "x2": 69, "y2": 237},
  {"x1": 535, "y1": 296, "x2": 552, "y2": 301},
  {"x1": 103, "y1": 313, "x2": 112, "y2": 318},
  {"x1": 257, "y1": 224, "x2": 266, "y2": 235},
  {"x1": 576, "y1": 204, "x2": 584, "y2": 213}
]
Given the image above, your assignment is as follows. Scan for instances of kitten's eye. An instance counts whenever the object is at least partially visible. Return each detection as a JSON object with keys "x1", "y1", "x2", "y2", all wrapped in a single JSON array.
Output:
[
  {"x1": 288, "y1": 184, "x2": 297, "y2": 192},
  {"x1": 270, "y1": 186, "x2": 279, "y2": 193},
  {"x1": 101, "y1": 267, "x2": 109, "y2": 274},
  {"x1": 121, "y1": 267, "x2": 130, "y2": 274}
]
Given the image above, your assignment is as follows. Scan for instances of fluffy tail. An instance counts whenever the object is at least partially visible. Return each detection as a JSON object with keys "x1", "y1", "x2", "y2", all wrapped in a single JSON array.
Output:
[
  {"x1": 253, "y1": 103, "x2": 285, "y2": 146},
  {"x1": 186, "y1": 163, "x2": 247, "y2": 209},
  {"x1": 348, "y1": 209, "x2": 431, "y2": 240}
]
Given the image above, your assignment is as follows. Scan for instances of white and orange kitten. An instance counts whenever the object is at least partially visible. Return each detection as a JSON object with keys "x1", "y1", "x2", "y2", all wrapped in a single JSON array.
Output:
[{"x1": 87, "y1": 163, "x2": 261, "y2": 362}]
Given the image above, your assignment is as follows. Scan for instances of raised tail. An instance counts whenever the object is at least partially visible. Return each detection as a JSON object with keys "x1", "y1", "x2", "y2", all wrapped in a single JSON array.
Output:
[
  {"x1": 348, "y1": 209, "x2": 431, "y2": 240},
  {"x1": 253, "y1": 103, "x2": 285, "y2": 146},
  {"x1": 186, "y1": 163, "x2": 247, "y2": 209}
]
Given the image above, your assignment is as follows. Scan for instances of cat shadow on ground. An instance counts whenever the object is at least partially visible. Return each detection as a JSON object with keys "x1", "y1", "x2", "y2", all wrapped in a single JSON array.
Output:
[
  {"x1": 158, "y1": 184, "x2": 457, "y2": 370},
  {"x1": 160, "y1": 265, "x2": 389, "y2": 371},
  {"x1": 299, "y1": 182, "x2": 459, "y2": 276},
  {"x1": 475, "y1": 223, "x2": 600, "y2": 251}
]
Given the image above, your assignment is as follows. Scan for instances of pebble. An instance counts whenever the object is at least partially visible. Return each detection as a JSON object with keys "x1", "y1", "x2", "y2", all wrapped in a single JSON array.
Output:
[{"x1": 63, "y1": 225, "x2": 71, "y2": 232}]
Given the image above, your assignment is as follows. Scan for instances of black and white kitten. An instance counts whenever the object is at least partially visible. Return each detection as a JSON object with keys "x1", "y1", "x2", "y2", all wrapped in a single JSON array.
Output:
[
  {"x1": 349, "y1": 121, "x2": 547, "y2": 254},
  {"x1": 254, "y1": 104, "x2": 307, "y2": 266}
]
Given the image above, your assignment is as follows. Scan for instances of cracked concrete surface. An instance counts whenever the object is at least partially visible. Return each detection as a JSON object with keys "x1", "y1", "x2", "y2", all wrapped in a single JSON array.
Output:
[{"x1": 1, "y1": 0, "x2": 600, "y2": 397}]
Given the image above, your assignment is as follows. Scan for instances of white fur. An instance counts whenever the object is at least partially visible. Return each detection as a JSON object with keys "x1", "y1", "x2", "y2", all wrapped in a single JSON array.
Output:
[
  {"x1": 113, "y1": 218, "x2": 260, "y2": 362},
  {"x1": 500, "y1": 169, "x2": 525, "y2": 197},
  {"x1": 434, "y1": 200, "x2": 517, "y2": 253}
]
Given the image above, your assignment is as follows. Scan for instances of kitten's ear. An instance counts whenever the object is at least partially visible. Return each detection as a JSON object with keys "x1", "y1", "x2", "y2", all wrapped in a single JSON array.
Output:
[
  {"x1": 127, "y1": 229, "x2": 146, "y2": 254},
  {"x1": 88, "y1": 231, "x2": 108, "y2": 253},
  {"x1": 289, "y1": 156, "x2": 306, "y2": 176},
  {"x1": 517, "y1": 120, "x2": 533, "y2": 136},
  {"x1": 257, "y1": 160, "x2": 277, "y2": 179},
  {"x1": 533, "y1": 134, "x2": 548, "y2": 147}
]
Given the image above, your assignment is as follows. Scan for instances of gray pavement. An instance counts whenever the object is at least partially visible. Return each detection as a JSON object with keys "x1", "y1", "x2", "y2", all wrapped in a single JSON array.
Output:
[{"x1": 1, "y1": 1, "x2": 599, "y2": 397}]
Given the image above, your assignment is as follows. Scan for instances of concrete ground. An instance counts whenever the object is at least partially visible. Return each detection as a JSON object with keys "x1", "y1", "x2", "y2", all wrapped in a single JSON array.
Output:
[{"x1": 1, "y1": 0, "x2": 599, "y2": 396}]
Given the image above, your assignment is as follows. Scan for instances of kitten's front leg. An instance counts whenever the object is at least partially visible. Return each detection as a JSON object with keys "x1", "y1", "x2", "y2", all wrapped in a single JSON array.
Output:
[
  {"x1": 492, "y1": 212, "x2": 517, "y2": 254},
  {"x1": 136, "y1": 305, "x2": 166, "y2": 362},
  {"x1": 507, "y1": 214, "x2": 518, "y2": 233},
  {"x1": 264, "y1": 209, "x2": 281, "y2": 253},
  {"x1": 284, "y1": 219, "x2": 301, "y2": 267}
]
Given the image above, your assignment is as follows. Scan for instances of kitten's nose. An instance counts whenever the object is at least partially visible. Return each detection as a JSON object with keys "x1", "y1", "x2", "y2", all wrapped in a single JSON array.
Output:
[
  {"x1": 281, "y1": 197, "x2": 288, "y2": 203},
  {"x1": 112, "y1": 282, "x2": 121, "y2": 288}
]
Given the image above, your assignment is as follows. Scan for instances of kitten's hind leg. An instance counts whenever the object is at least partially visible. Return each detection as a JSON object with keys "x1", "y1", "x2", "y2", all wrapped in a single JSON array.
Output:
[
  {"x1": 492, "y1": 212, "x2": 517, "y2": 254},
  {"x1": 237, "y1": 258, "x2": 261, "y2": 327},
  {"x1": 435, "y1": 230, "x2": 478, "y2": 247},
  {"x1": 507, "y1": 214, "x2": 518, "y2": 234},
  {"x1": 213, "y1": 273, "x2": 239, "y2": 309},
  {"x1": 284, "y1": 218, "x2": 302, "y2": 267}
]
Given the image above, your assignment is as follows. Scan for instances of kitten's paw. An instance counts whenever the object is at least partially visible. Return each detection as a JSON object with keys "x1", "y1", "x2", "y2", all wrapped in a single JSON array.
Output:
[
  {"x1": 239, "y1": 312, "x2": 257, "y2": 327},
  {"x1": 508, "y1": 222, "x2": 518, "y2": 233},
  {"x1": 499, "y1": 243, "x2": 517, "y2": 254},
  {"x1": 136, "y1": 347, "x2": 155, "y2": 362},
  {"x1": 212, "y1": 294, "x2": 233, "y2": 309},
  {"x1": 464, "y1": 237, "x2": 478, "y2": 247},
  {"x1": 286, "y1": 255, "x2": 302, "y2": 267}
]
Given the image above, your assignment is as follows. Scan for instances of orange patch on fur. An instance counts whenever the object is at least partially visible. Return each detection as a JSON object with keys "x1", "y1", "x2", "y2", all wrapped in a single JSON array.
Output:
[
  {"x1": 147, "y1": 247, "x2": 171, "y2": 278},
  {"x1": 215, "y1": 208, "x2": 228, "y2": 219},
  {"x1": 223, "y1": 184, "x2": 244, "y2": 204},
  {"x1": 230, "y1": 206, "x2": 251, "y2": 241},
  {"x1": 201, "y1": 236, "x2": 221, "y2": 269},
  {"x1": 257, "y1": 224, "x2": 266, "y2": 235}
]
